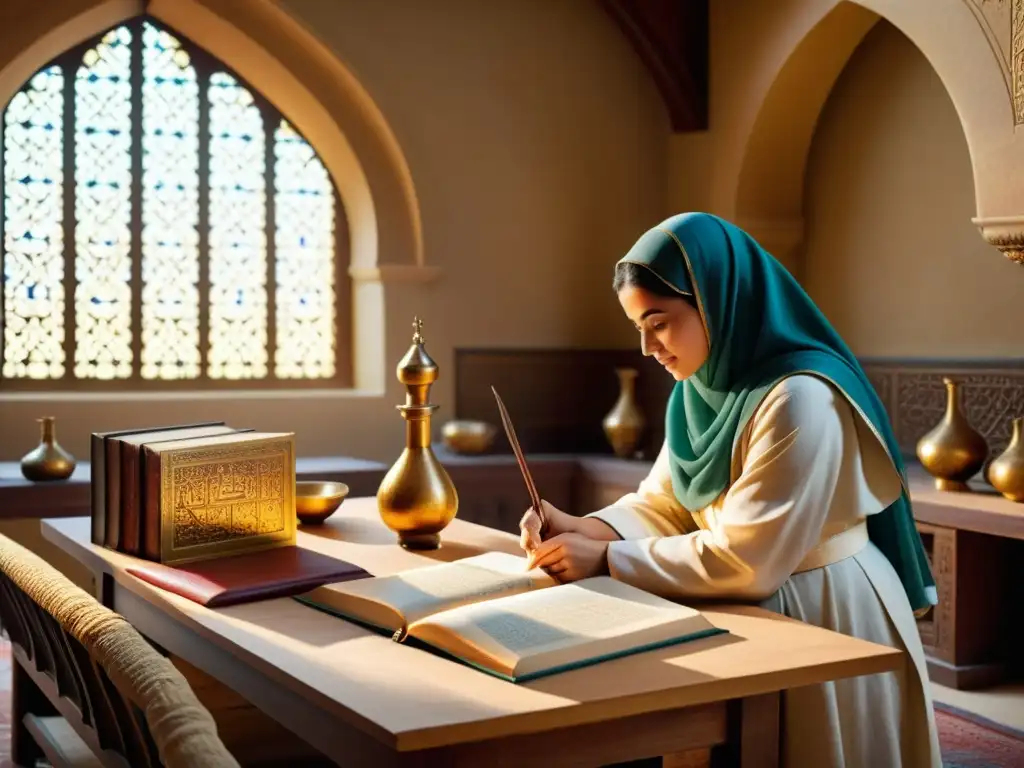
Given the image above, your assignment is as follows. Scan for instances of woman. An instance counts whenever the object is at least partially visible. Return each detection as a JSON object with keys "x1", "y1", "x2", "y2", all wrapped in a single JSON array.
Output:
[{"x1": 520, "y1": 213, "x2": 941, "y2": 767}]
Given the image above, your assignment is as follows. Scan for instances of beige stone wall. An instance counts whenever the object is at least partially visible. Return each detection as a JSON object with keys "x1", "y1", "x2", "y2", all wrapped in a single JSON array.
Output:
[
  {"x1": 669, "y1": 0, "x2": 1024, "y2": 355},
  {"x1": 0, "y1": 0, "x2": 665, "y2": 464},
  {"x1": 671, "y1": 0, "x2": 1024, "y2": 259},
  {"x1": 2, "y1": 0, "x2": 1021, "y2": 470},
  {"x1": 802, "y1": 21, "x2": 1024, "y2": 357}
]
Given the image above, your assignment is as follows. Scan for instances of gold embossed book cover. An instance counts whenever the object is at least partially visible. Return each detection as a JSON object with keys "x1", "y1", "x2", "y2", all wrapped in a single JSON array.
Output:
[{"x1": 141, "y1": 432, "x2": 296, "y2": 565}]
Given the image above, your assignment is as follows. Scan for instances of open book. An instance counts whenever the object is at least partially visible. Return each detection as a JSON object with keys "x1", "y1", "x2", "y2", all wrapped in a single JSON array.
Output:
[{"x1": 297, "y1": 552, "x2": 725, "y2": 683}]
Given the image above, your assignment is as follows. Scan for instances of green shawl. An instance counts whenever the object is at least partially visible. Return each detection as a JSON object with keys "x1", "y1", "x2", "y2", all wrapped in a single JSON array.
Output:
[{"x1": 619, "y1": 213, "x2": 937, "y2": 613}]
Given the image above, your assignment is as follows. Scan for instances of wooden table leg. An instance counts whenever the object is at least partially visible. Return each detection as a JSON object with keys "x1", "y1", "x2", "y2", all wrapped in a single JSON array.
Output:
[
  {"x1": 709, "y1": 692, "x2": 780, "y2": 768},
  {"x1": 11, "y1": 657, "x2": 56, "y2": 766},
  {"x1": 99, "y1": 572, "x2": 116, "y2": 608}
]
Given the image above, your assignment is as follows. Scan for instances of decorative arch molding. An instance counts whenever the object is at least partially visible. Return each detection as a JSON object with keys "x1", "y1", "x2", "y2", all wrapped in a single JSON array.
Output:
[
  {"x1": 0, "y1": 0, "x2": 428, "y2": 278},
  {"x1": 960, "y1": 0, "x2": 1023, "y2": 126},
  {"x1": 733, "y1": 2, "x2": 880, "y2": 271},
  {"x1": 727, "y1": 0, "x2": 1024, "y2": 270}
]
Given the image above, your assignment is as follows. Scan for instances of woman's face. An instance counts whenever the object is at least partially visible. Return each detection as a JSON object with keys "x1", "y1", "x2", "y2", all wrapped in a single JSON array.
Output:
[{"x1": 617, "y1": 285, "x2": 709, "y2": 381}]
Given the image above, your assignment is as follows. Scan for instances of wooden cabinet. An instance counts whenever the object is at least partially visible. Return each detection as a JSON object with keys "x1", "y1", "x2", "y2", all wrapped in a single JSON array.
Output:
[
  {"x1": 909, "y1": 467, "x2": 1024, "y2": 689},
  {"x1": 913, "y1": 521, "x2": 1023, "y2": 688},
  {"x1": 442, "y1": 459, "x2": 577, "y2": 534},
  {"x1": 434, "y1": 452, "x2": 652, "y2": 531},
  {"x1": 573, "y1": 456, "x2": 652, "y2": 515}
]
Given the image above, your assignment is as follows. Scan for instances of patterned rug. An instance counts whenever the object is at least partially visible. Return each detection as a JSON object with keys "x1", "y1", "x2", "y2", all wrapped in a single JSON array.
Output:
[{"x1": 936, "y1": 701, "x2": 1024, "y2": 768}]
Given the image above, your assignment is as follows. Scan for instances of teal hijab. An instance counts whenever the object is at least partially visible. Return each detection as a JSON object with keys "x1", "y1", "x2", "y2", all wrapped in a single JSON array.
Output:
[{"x1": 620, "y1": 213, "x2": 937, "y2": 613}]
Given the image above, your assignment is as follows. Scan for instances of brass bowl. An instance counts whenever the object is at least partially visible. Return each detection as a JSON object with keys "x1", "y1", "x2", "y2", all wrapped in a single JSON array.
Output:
[
  {"x1": 295, "y1": 481, "x2": 349, "y2": 525},
  {"x1": 441, "y1": 420, "x2": 497, "y2": 455}
]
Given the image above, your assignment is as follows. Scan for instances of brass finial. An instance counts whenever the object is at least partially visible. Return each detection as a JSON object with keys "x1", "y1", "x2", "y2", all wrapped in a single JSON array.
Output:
[{"x1": 396, "y1": 316, "x2": 437, "y2": 393}]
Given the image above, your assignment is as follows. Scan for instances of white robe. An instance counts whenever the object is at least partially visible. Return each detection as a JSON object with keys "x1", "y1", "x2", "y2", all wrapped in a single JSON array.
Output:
[{"x1": 586, "y1": 375, "x2": 941, "y2": 768}]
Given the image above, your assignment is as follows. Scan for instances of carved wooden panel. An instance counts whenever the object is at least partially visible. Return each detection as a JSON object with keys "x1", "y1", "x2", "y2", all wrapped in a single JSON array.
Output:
[
  {"x1": 454, "y1": 349, "x2": 673, "y2": 459},
  {"x1": 912, "y1": 525, "x2": 938, "y2": 649},
  {"x1": 864, "y1": 368, "x2": 894, "y2": 418},
  {"x1": 579, "y1": 482, "x2": 633, "y2": 513},
  {"x1": 861, "y1": 361, "x2": 1024, "y2": 459},
  {"x1": 572, "y1": 456, "x2": 652, "y2": 516},
  {"x1": 913, "y1": 520, "x2": 1021, "y2": 688},
  {"x1": 915, "y1": 522, "x2": 955, "y2": 662},
  {"x1": 442, "y1": 460, "x2": 577, "y2": 534},
  {"x1": 457, "y1": 353, "x2": 1024, "y2": 464}
]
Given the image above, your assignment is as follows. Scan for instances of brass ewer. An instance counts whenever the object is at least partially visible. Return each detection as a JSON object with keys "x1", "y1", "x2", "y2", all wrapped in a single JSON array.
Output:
[
  {"x1": 988, "y1": 417, "x2": 1024, "y2": 503},
  {"x1": 377, "y1": 318, "x2": 459, "y2": 549},
  {"x1": 915, "y1": 377, "x2": 988, "y2": 492}
]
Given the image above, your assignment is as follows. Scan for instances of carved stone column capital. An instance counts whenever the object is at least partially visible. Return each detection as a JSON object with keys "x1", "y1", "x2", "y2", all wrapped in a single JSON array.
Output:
[{"x1": 972, "y1": 216, "x2": 1024, "y2": 265}]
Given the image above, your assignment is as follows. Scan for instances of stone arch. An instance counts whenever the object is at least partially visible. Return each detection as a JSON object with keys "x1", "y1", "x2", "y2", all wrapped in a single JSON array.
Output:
[
  {"x1": 0, "y1": 0, "x2": 431, "y2": 389},
  {"x1": 728, "y1": 0, "x2": 1018, "y2": 271}
]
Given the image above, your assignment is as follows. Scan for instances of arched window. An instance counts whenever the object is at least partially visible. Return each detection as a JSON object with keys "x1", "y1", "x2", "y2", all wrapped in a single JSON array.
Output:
[{"x1": 1, "y1": 17, "x2": 348, "y2": 390}]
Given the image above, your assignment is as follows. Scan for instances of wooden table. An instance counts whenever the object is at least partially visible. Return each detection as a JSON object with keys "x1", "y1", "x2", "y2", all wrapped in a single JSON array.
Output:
[{"x1": 41, "y1": 500, "x2": 903, "y2": 767}]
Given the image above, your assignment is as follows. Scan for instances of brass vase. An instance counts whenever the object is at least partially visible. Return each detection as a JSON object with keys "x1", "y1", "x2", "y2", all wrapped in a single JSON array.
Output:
[
  {"x1": 915, "y1": 378, "x2": 988, "y2": 492},
  {"x1": 988, "y1": 417, "x2": 1024, "y2": 503},
  {"x1": 377, "y1": 318, "x2": 459, "y2": 550},
  {"x1": 20, "y1": 416, "x2": 77, "y2": 482},
  {"x1": 602, "y1": 367, "x2": 645, "y2": 458}
]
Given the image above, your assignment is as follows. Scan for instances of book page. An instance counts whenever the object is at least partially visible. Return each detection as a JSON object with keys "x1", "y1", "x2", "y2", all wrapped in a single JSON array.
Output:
[
  {"x1": 409, "y1": 577, "x2": 715, "y2": 679},
  {"x1": 305, "y1": 552, "x2": 556, "y2": 632}
]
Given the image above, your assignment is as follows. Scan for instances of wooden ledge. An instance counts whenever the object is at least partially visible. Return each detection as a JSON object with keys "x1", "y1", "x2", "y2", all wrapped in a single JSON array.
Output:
[
  {"x1": 16, "y1": 452, "x2": 1020, "y2": 541},
  {"x1": 348, "y1": 264, "x2": 441, "y2": 283},
  {"x1": 0, "y1": 457, "x2": 390, "y2": 520},
  {"x1": 906, "y1": 464, "x2": 1024, "y2": 540}
]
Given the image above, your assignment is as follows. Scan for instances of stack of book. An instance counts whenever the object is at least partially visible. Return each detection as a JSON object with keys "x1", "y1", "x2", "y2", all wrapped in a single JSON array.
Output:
[{"x1": 90, "y1": 422, "x2": 297, "y2": 566}]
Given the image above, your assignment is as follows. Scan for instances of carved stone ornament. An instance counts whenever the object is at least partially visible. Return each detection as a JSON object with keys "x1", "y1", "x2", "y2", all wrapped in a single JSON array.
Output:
[
  {"x1": 972, "y1": 215, "x2": 1024, "y2": 264},
  {"x1": 862, "y1": 361, "x2": 1024, "y2": 459},
  {"x1": 965, "y1": 0, "x2": 1024, "y2": 125},
  {"x1": 1015, "y1": 0, "x2": 1024, "y2": 124}
]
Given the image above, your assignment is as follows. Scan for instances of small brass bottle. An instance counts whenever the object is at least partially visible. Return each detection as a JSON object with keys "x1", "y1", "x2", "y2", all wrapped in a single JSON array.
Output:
[
  {"x1": 988, "y1": 417, "x2": 1024, "y2": 503},
  {"x1": 377, "y1": 318, "x2": 459, "y2": 549},
  {"x1": 915, "y1": 377, "x2": 988, "y2": 492},
  {"x1": 602, "y1": 367, "x2": 645, "y2": 458},
  {"x1": 20, "y1": 416, "x2": 77, "y2": 482}
]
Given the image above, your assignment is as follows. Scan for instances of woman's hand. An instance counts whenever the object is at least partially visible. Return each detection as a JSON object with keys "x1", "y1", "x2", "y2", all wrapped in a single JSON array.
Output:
[
  {"x1": 519, "y1": 500, "x2": 576, "y2": 553},
  {"x1": 527, "y1": 533, "x2": 610, "y2": 583}
]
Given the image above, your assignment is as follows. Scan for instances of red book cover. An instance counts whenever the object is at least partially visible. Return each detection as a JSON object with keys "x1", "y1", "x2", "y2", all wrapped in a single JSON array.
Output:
[{"x1": 126, "y1": 546, "x2": 370, "y2": 607}]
